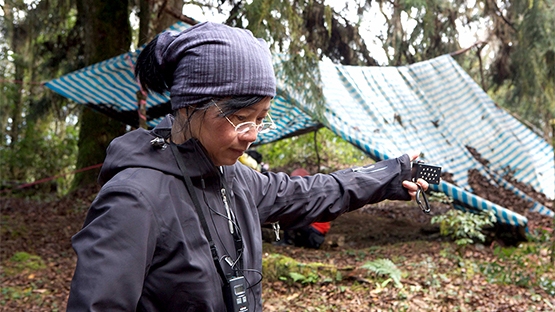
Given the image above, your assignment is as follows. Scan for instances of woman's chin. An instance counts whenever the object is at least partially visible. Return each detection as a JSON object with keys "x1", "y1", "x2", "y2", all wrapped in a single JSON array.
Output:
[{"x1": 214, "y1": 157, "x2": 239, "y2": 167}]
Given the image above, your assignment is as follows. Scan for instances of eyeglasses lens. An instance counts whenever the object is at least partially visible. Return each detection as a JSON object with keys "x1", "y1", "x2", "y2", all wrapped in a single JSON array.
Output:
[{"x1": 235, "y1": 122, "x2": 275, "y2": 134}]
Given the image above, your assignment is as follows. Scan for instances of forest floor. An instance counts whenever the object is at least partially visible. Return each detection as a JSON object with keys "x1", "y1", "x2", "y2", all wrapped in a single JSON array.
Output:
[{"x1": 1, "y1": 184, "x2": 555, "y2": 311}]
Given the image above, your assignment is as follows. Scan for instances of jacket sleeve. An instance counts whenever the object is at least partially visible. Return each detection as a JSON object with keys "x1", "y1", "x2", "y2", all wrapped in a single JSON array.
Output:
[
  {"x1": 66, "y1": 184, "x2": 158, "y2": 311},
  {"x1": 254, "y1": 154, "x2": 412, "y2": 229}
]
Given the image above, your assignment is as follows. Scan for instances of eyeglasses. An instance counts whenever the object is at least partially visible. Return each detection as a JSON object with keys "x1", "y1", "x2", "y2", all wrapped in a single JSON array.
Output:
[{"x1": 213, "y1": 101, "x2": 277, "y2": 135}]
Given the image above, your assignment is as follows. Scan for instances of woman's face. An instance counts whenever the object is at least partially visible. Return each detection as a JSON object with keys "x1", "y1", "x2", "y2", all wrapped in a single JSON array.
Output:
[{"x1": 191, "y1": 97, "x2": 272, "y2": 166}]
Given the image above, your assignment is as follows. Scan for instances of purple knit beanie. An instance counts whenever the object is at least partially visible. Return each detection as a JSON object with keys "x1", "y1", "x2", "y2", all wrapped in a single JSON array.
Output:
[{"x1": 154, "y1": 22, "x2": 277, "y2": 110}]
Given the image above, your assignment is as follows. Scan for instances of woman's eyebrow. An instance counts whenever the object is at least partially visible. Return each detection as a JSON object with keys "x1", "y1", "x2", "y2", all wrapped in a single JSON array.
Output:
[{"x1": 239, "y1": 107, "x2": 270, "y2": 113}]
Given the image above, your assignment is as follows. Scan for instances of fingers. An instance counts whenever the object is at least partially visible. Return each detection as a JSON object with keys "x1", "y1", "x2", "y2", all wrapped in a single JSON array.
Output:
[
  {"x1": 404, "y1": 152, "x2": 429, "y2": 200},
  {"x1": 402, "y1": 180, "x2": 417, "y2": 200},
  {"x1": 402, "y1": 179, "x2": 429, "y2": 192},
  {"x1": 416, "y1": 178, "x2": 429, "y2": 191},
  {"x1": 402, "y1": 178, "x2": 429, "y2": 201}
]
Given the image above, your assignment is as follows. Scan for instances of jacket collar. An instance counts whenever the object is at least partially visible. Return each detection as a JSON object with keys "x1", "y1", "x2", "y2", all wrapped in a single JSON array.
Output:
[{"x1": 154, "y1": 114, "x2": 221, "y2": 180}]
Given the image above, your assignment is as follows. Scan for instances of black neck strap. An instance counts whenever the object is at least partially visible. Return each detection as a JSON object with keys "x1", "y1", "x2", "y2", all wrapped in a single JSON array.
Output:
[{"x1": 170, "y1": 142, "x2": 229, "y2": 284}]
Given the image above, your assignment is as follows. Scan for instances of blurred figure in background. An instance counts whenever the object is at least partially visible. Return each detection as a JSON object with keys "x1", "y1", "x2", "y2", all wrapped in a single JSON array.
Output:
[
  {"x1": 240, "y1": 155, "x2": 330, "y2": 248},
  {"x1": 281, "y1": 168, "x2": 331, "y2": 249},
  {"x1": 238, "y1": 150, "x2": 268, "y2": 173}
]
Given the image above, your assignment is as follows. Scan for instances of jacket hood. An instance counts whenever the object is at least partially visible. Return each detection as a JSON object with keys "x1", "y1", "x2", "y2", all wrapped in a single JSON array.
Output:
[{"x1": 98, "y1": 114, "x2": 220, "y2": 186}]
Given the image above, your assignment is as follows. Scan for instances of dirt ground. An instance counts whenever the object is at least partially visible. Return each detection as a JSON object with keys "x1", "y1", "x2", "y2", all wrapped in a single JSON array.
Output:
[
  {"x1": 1, "y1": 185, "x2": 553, "y2": 311},
  {"x1": 324, "y1": 201, "x2": 450, "y2": 248}
]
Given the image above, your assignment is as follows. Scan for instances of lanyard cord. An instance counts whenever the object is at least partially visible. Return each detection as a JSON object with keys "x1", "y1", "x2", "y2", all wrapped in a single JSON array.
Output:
[
  {"x1": 219, "y1": 176, "x2": 244, "y2": 265},
  {"x1": 170, "y1": 142, "x2": 229, "y2": 285}
]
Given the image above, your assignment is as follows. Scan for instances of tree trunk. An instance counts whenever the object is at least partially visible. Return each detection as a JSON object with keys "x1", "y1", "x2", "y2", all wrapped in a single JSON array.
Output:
[
  {"x1": 551, "y1": 118, "x2": 555, "y2": 265},
  {"x1": 72, "y1": 0, "x2": 130, "y2": 188},
  {"x1": 5, "y1": 2, "x2": 26, "y2": 181},
  {"x1": 154, "y1": 0, "x2": 182, "y2": 35},
  {"x1": 138, "y1": 0, "x2": 152, "y2": 46},
  {"x1": 8, "y1": 56, "x2": 24, "y2": 181},
  {"x1": 138, "y1": 0, "x2": 182, "y2": 45}
]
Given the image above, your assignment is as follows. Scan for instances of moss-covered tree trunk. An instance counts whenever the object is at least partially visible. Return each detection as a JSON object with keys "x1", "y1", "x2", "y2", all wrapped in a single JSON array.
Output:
[
  {"x1": 72, "y1": 0, "x2": 130, "y2": 188},
  {"x1": 4, "y1": 2, "x2": 27, "y2": 181},
  {"x1": 551, "y1": 119, "x2": 555, "y2": 265}
]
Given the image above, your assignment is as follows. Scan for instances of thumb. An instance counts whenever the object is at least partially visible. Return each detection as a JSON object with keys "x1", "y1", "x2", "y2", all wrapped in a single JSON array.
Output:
[{"x1": 409, "y1": 152, "x2": 421, "y2": 162}]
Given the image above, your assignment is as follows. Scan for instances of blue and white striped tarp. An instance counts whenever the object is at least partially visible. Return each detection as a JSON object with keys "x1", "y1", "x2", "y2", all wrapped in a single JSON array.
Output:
[
  {"x1": 285, "y1": 56, "x2": 554, "y2": 227},
  {"x1": 45, "y1": 22, "x2": 554, "y2": 228},
  {"x1": 44, "y1": 23, "x2": 192, "y2": 128}
]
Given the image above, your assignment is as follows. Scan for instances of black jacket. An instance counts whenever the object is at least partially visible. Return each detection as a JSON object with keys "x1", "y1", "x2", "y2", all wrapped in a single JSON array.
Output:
[{"x1": 67, "y1": 115, "x2": 412, "y2": 311}]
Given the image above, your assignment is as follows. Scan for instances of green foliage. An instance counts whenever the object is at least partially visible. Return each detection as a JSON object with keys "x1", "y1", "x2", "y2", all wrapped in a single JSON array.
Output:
[
  {"x1": 484, "y1": 0, "x2": 555, "y2": 136},
  {"x1": 539, "y1": 276, "x2": 555, "y2": 296},
  {"x1": 0, "y1": 250, "x2": 53, "y2": 308},
  {"x1": 0, "y1": 116, "x2": 78, "y2": 196},
  {"x1": 479, "y1": 244, "x2": 555, "y2": 293},
  {"x1": 262, "y1": 253, "x2": 337, "y2": 285},
  {"x1": 287, "y1": 271, "x2": 319, "y2": 284},
  {"x1": 431, "y1": 209, "x2": 495, "y2": 249},
  {"x1": 6, "y1": 252, "x2": 46, "y2": 275},
  {"x1": 427, "y1": 191, "x2": 453, "y2": 205},
  {"x1": 3, "y1": 218, "x2": 23, "y2": 240},
  {"x1": 267, "y1": 254, "x2": 404, "y2": 288},
  {"x1": 10, "y1": 252, "x2": 33, "y2": 263},
  {"x1": 480, "y1": 259, "x2": 532, "y2": 287},
  {"x1": 256, "y1": 127, "x2": 371, "y2": 173},
  {"x1": 361, "y1": 258, "x2": 403, "y2": 288},
  {"x1": 527, "y1": 227, "x2": 552, "y2": 244},
  {"x1": 1, "y1": 0, "x2": 82, "y2": 196},
  {"x1": 0, "y1": 286, "x2": 47, "y2": 305},
  {"x1": 378, "y1": 0, "x2": 478, "y2": 66}
]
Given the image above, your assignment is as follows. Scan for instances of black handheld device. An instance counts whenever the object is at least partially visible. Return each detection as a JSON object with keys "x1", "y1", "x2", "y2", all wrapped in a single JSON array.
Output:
[
  {"x1": 411, "y1": 161, "x2": 442, "y2": 213},
  {"x1": 223, "y1": 276, "x2": 249, "y2": 312}
]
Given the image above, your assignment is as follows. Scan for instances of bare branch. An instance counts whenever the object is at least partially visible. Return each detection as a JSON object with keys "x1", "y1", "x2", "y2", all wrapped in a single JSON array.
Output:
[
  {"x1": 450, "y1": 40, "x2": 488, "y2": 56},
  {"x1": 490, "y1": 0, "x2": 517, "y2": 32},
  {"x1": 163, "y1": 6, "x2": 200, "y2": 25}
]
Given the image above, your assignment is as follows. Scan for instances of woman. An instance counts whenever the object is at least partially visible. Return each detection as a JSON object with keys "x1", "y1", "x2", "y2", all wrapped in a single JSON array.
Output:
[{"x1": 67, "y1": 22, "x2": 428, "y2": 311}]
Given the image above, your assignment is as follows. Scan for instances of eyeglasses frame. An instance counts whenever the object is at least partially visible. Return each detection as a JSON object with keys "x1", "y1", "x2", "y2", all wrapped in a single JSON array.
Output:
[{"x1": 212, "y1": 100, "x2": 277, "y2": 135}]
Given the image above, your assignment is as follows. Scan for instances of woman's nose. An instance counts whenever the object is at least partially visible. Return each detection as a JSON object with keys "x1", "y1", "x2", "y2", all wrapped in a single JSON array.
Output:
[{"x1": 239, "y1": 128, "x2": 259, "y2": 142}]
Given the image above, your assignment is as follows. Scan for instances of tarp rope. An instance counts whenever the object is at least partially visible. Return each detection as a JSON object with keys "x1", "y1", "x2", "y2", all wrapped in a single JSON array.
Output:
[{"x1": 0, "y1": 163, "x2": 103, "y2": 193}]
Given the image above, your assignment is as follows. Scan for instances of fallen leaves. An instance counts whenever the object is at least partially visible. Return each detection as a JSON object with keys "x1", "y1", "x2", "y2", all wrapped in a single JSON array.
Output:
[{"x1": 1, "y1": 185, "x2": 555, "y2": 311}]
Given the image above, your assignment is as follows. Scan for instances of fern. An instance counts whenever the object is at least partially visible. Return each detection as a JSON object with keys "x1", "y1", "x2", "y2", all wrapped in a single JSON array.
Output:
[
  {"x1": 288, "y1": 272, "x2": 306, "y2": 283},
  {"x1": 361, "y1": 258, "x2": 402, "y2": 287}
]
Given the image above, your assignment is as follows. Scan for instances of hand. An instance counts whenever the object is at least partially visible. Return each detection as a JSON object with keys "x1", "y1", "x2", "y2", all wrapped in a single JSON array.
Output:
[{"x1": 402, "y1": 153, "x2": 429, "y2": 201}]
